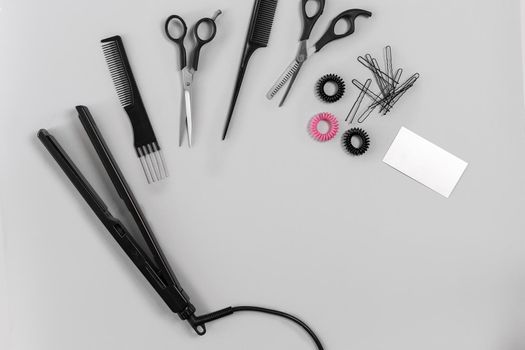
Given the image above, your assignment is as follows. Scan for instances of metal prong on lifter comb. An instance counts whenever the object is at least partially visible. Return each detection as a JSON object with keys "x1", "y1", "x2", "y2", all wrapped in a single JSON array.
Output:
[
  {"x1": 142, "y1": 146, "x2": 158, "y2": 183},
  {"x1": 152, "y1": 145, "x2": 164, "y2": 180},
  {"x1": 158, "y1": 149, "x2": 169, "y2": 178},
  {"x1": 137, "y1": 142, "x2": 171, "y2": 184},
  {"x1": 148, "y1": 152, "x2": 160, "y2": 182},
  {"x1": 137, "y1": 148, "x2": 153, "y2": 184},
  {"x1": 152, "y1": 143, "x2": 168, "y2": 179},
  {"x1": 147, "y1": 144, "x2": 162, "y2": 181},
  {"x1": 346, "y1": 78, "x2": 372, "y2": 124},
  {"x1": 157, "y1": 153, "x2": 166, "y2": 179},
  {"x1": 142, "y1": 146, "x2": 158, "y2": 182}
]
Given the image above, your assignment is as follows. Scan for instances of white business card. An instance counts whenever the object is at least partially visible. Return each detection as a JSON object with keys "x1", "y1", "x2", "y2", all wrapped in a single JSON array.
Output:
[{"x1": 383, "y1": 127, "x2": 468, "y2": 198}]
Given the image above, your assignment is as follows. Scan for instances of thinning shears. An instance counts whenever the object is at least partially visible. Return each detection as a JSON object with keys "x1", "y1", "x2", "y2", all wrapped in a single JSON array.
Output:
[
  {"x1": 165, "y1": 10, "x2": 221, "y2": 147},
  {"x1": 266, "y1": 0, "x2": 371, "y2": 107}
]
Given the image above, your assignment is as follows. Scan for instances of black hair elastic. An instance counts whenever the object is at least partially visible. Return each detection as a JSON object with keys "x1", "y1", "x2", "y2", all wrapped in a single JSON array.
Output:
[
  {"x1": 316, "y1": 74, "x2": 346, "y2": 103},
  {"x1": 342, "y1": 128, "x2": 370, "y2": 156}
]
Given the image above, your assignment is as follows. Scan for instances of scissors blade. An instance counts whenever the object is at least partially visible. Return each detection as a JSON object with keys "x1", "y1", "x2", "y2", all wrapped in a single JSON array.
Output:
[
  {"x1": 180, "y1": 68, "x2": 194, "y2": 147},
  {"x1": 278, "y1": 62, "x2": 303, "y2": 107},
  {"x1": 266, "y1": 58, "x2": 302, "y2": 100},
  {"x1": 184, "y1": 89, "x2": 192, "y2": 148},
  {"x1": 267, "y1": 41, "x2": 308, "y2": 105},
  {"x1": 179, "y1": 88, "x2": 186, "y2": 147}
]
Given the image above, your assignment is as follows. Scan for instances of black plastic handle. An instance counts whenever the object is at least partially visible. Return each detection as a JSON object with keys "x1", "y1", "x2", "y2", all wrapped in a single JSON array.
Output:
[
  {"x1": 191, "y1": 17, "x2": 218, "y2": 71},
  {"x1": 314, "y1": 9, "x2": 372, "y2": 52},
  {"x1": 165, "y1": 15, "x2": 188, "y2": 70},
  {"x1": 300, "y1": 0, "x2": 325, "y2": 41}
]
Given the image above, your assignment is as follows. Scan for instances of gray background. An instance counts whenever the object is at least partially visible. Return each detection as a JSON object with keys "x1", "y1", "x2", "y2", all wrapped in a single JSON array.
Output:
[{"x1": 2, "y1": 0, "x2": 525, "y2": 349}]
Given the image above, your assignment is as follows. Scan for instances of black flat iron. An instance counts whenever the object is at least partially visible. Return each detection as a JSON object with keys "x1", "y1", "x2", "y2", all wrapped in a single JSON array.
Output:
[{"x1": 38, "y1": 106, "x2": 324, "y2": 349}]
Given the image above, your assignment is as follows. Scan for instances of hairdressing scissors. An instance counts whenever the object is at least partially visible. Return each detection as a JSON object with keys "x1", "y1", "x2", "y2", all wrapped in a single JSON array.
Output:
[
  {"x1": 266, "y1": 0, "x2": 371, "y2": 107},
  {"x1": 165, "y1": 10, "x2": 221, "y2": 147}
]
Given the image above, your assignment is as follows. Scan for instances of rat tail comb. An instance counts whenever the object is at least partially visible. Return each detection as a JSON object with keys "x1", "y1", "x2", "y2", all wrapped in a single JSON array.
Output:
[
  {"x1": 222, "y1": 0, "x2": 278, "y2": 140},
  {"x1": 101, "y1": 35, "x2": 168, "y2": 184}
]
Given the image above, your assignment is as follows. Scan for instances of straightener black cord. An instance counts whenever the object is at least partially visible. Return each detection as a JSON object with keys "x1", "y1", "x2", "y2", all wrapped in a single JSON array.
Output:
[
  {"x1": 232, "y1": 306, "x2": 324, "y2": 350},
  {"x1": 189, "y1": 306, "x2": 324, "y2": 350}
]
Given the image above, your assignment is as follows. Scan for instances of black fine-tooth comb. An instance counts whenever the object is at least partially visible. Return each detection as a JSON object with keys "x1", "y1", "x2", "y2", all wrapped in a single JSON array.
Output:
[
  {"x1": 101, "y1": 35, "x2": 168, "y2": 184},
  {"x1": 222, "y1": 0, "x2": 278, "y2": 140}
]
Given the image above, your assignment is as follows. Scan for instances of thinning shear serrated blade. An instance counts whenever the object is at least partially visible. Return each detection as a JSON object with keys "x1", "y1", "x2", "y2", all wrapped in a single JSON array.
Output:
[
  {"x1": 278, "y1": 65, "x2": 301, "y2": 107},
  {"x1": 266, "y1": 59, "x2": 301, "y2": 100}
]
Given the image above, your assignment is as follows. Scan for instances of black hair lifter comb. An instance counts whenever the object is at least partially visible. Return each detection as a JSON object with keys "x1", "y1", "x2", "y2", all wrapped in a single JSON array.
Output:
[
  {"x1": 38, "y1": 106, "x2": 325, "y2": 350},
  {"x1": 101, "y1": 35, "x2": 168, "y2": 184},
  {"x1": 222, "y1": 0, "x2": 278, "y2": 140}
]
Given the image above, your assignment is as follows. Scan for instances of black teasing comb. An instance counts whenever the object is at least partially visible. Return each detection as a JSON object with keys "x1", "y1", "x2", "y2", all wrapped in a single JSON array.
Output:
[
  {"x1": 101, "y1": 35, "x2": 168, "y2": 184},
  {"x1": 222, "y1": 0, "x2": 278, "y2": 140}
]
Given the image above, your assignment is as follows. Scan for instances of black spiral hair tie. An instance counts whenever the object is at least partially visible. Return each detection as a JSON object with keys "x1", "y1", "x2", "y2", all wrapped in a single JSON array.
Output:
[
  {"x1": 342, "y1": 128, "x2": 370, "y2": 156},
  {"x1": 316, "y1": 74, "x2": 346, "y2": 103}
]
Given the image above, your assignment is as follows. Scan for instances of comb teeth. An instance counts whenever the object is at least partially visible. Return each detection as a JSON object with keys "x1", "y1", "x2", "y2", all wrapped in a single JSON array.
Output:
[
  {"x1": 102, "y1": 39, "x2": 134, "y2": 108},
  {"x1": 250, "y1": 0, "x2": 278, "y2": 46}
]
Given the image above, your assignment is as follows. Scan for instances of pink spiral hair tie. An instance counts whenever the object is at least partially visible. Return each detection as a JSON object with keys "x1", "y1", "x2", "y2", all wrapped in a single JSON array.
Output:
[{"x1": 308, "y1": 112, "x2": 339, "y2": 142}]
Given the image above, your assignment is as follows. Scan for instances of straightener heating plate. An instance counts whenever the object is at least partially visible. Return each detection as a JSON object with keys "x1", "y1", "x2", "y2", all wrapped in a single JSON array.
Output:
[{"x1": 383, "y1": 127, "x2": 468, "y2": 198}]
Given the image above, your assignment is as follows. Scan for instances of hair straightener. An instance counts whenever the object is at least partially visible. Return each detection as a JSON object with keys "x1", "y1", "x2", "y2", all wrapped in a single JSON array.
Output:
[{"x1": 38, "y1": 106, "x2": 324, "y2": 350}]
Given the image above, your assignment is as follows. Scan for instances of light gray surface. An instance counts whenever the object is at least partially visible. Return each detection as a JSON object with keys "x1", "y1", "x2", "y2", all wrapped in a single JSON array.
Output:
[
  {"x1": 0, "y1": 214, "x2": 7, "y2": 350},
  {"x1": 1, "y1": 0, "x2": 525, "y2": 349}
]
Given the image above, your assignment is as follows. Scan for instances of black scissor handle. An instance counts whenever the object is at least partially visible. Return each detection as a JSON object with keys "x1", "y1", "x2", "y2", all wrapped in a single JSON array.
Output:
[
  {"x1": 165, "y1": 15, "x2": 188, "y2": 69},
  {"x1": 300, "y1": 0, "x2": 325, "y2": 41},
  {"x1": 191, "y1": 16, "x2": 219, "y2": 71},
  {"x1": 314, "y1": 9, "x2": 372, "y2": 52}
]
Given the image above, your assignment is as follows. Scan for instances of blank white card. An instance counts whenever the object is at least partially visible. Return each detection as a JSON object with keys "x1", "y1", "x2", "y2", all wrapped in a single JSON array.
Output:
[{"x1": 383, "y1": 127, "x2": 468, "y2": 198}]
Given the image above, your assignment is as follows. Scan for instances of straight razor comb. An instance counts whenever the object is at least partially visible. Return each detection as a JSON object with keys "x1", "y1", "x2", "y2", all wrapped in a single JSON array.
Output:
[{"x1": 101, "y1": 35, "x2": 168, "y2": 184}]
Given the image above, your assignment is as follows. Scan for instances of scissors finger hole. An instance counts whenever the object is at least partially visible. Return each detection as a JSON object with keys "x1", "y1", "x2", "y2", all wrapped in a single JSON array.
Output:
[
  {"x1": 305, "y1": 0, "x2": 321, "y2": 18},
  {"x1": 334, "y1": 17, "x2": 352, "y2": 35},
  {"x1": 166, "y1": 16, "x2": 186, "y2": 41},
  {"x1": 195, "y1": 19, "x2": 216, "y2": 42}
]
